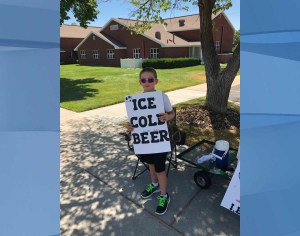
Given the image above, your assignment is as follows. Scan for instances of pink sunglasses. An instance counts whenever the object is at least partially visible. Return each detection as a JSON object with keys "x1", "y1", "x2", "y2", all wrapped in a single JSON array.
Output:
[{"x1": 140, "y1": 78, "x2": 156, "y2": 83}]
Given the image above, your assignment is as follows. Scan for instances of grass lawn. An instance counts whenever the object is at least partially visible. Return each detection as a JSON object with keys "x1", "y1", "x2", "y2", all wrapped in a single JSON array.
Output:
[
  {"x1": 175, "y1": 97, "x2": 240, "y2": 149},
  {"x1": 61, "y1": 64, "x2": 207, "y2": 112}
]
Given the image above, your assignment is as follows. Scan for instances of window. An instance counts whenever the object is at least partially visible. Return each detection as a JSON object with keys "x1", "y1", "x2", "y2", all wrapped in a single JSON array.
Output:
[
  {"x1": 92, "y1": 50, "x2": 99, "y2": 59},
  {"x1": 133, "y1": 48, "x2": 141, "y2": 59},
  {"x1": 215, "y1": 41, "x2": 220, "y2": 52},
  {"x1": 179, "y1": 19, "x2": 185, "y2": 27},
  {"x1": 155, "y1": 32, "x2": 161, "y2": 40},
  {"x1": 68, "y1": 51, "x2": 73, "y2": 59},
  {"x1": 107, "y1": 49, "x2": 115, "y2": 59},
  {"x1": 93, "y1": 35, "x2": 96, "y2": 40},
  {"x1": 110, "y1": 24, "x2": 119, "y2": 31},
  {"x1": 80, "y1": 50, "x2": 86, "y2": 59},
  {"x1": 150, "y1": 48, "x2": 159, "y2": 59}
]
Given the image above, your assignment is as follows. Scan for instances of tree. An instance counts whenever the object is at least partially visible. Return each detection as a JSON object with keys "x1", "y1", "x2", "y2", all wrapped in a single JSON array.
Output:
[
  {"x1": 233, "y1": 29, "x2": 240, "y2": 50},
  {"x1": 130, "y1": 0, "x2": 240, "y2": 113},
  {"x1": 60, "y1": 0, "x2": 99, "y2": 28}
]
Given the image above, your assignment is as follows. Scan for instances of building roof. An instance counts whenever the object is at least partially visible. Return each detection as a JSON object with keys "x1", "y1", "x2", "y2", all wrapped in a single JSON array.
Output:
[
  {"x1": 164, "y1": 14, "x2": 201, "y2": 32},
  {"x1": 111, "y1": 18, "x2": 200, "y2": 48},
  {"x1": 144, "y1": 21, "x2": 194, "y2": 47},
  {"x1": 60, "y1": 24, "x2": 101, "y2": 38},
  {"x1": 73, "y1": 11, "x2": 234, "y2": 50},
  {"x1": 163, "y1": 13, "x2": 220, "y2": 32},
  {"x1": 74, "y1": 31, "x2": 126, "y2": 51}
]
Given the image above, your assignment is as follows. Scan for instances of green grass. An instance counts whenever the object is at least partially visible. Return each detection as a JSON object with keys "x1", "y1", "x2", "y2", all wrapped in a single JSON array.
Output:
[
  {"x1": 60, "y1": 64, "x2": 207, "y2": 112},
  {"x1": 175, "y1": 97, "x2": 240, "y2": 149}
]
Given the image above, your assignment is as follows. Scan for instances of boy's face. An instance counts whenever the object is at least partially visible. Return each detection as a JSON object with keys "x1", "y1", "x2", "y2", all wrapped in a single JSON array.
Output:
[{"x1": 139, "y1": 71, "x2": 158, "y2": 92}]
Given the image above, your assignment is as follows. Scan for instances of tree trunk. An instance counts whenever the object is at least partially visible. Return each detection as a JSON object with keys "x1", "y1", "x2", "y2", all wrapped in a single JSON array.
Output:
[
  {"x1": 206, "y1": 42, "x2": 240, "y2": 113},
  {"x1": 198, "y1": 0, "x2": 240, "y2": 114}
]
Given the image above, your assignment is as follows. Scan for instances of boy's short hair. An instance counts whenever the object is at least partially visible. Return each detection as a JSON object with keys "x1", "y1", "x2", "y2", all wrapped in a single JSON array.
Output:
[{"x1": 139, "y1": 67, "x2": 158, "y2": 79}]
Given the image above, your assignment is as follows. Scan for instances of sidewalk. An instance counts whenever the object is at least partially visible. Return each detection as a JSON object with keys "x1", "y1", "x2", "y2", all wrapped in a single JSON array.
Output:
[{"x1": 60, "y1": 77, "x2": 240, "y2": 235}]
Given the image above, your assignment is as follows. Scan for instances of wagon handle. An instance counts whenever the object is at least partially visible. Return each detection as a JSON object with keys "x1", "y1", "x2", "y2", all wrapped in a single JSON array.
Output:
[{"x1": 211, "y1": 147, "x2": 229, "y2": 160}]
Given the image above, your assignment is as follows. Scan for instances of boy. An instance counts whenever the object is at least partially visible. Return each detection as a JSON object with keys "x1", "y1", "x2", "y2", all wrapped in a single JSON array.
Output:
[{"x1": 126, "y1": 67, "x2": 175, "y2": 215}]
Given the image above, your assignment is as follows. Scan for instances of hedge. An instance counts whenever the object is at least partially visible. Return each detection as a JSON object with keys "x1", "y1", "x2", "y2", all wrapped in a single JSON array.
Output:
[{"x1": 142, "y1": 57, "x2": 201, "y2": 69}]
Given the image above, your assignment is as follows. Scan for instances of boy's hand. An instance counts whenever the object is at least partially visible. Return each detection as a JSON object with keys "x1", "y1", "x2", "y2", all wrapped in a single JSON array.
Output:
[
  {"x1": 159, "y1": 110, "x2": 175, "y2": 122},
  {"x1": 159, "y1": 112, "x2": 171, "y2": 122},
  {"x1": 126, "y1": 122, "x2": 134, "y2": 133}
]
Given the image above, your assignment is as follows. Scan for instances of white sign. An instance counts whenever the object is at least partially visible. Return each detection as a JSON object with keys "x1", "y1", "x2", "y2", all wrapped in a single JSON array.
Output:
[
  {"x1": 221, "y1": 161, "x2": 240, "y2": 215},
  {"x1": 125, "y1": 91, "x2": 171, "y2": 154}
]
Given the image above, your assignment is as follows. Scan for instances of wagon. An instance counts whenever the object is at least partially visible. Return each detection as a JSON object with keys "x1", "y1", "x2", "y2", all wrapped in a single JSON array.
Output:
[{"x1": 176, "y1": 139, "x2": 238, "y2": 189}]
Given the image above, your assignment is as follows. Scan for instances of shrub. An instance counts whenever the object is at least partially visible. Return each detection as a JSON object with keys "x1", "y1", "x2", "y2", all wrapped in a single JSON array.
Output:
[
  {"x1": 142, "y1": 57, "x2": 201, "y2": 69},
  {"x1": 61, "y1": 59, "x2": 77, "y2": 65}
]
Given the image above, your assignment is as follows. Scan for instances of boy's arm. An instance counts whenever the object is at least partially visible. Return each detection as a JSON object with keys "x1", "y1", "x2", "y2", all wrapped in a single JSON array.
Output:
[
  {"x1": 159, "y1": 109, "x2": 175, "y2": 122},
  {"x1": 126, "y1": 122, "x2": 134, "y2": 133},
  {"x1": 160, "y1": 93, "x2": 174, "y2": 122},
  {"x1": 167, "y1": 110, "x2": 175, "y2": 121}
]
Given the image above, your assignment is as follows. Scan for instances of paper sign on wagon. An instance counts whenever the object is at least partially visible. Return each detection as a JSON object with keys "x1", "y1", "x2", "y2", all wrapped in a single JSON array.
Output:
[{"x1": 221, "y1": 161, "x2": 240, "y2": 215}]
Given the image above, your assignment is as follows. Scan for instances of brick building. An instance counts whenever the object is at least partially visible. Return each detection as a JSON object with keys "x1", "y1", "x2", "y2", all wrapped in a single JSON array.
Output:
[
  {"x1": 73, "y1": 12, "x2": 235, "y2": 66},
  {"x1": 60, "y1": 25, "x2": 101, "y2": 64}
]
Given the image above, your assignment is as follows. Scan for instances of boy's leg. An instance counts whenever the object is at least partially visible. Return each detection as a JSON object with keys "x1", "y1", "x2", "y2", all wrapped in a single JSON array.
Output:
[
  {"x1": 153, "y1": 153, "x2": 170, "y2": 215},
  {"x1": 156, "y1": 171, "x2": 167, "y2": 195},
  {"x1": 153, "y1": 152, "x2": 168, "y2": 194},
  {"x1": 140, "y1": 157, "x2": 160, "y2": 199},
  {"x1": 155, "y1": 170, "x2": 170, "y2": 215},
  {"x1": 149, "y1": 164, "x2": 158, "y2": 183}
]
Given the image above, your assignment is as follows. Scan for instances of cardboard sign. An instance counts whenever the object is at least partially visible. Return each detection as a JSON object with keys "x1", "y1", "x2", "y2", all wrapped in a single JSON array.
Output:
[
  {"x1": 125, "y1": 91, "x2": 171, "y2": 154},
  {"x1": 221, "y1": 161, "x2": 240, "y2": 215}
]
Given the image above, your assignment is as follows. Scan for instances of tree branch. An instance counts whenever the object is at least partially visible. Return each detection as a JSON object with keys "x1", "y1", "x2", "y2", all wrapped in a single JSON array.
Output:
[{"x1": 221, "y1": 41, "x2": 240, "y2": 82}]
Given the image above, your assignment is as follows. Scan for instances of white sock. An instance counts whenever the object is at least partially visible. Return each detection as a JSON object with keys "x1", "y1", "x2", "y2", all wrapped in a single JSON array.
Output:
[
  {"x1": 161, "y1": 194, "x2": 168, "y2": 198},
  {"x1": 152, "y1": 182, "x2": 159, "y2": 187}
]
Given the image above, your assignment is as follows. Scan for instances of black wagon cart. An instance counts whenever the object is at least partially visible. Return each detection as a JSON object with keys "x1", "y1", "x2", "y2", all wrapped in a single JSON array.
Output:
[{"x1": 176, "y1": 139, "x2": 238, "y2": 189}]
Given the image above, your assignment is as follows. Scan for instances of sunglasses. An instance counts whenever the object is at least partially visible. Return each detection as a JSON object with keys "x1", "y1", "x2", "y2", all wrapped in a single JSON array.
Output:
[{"x1": 140, "y1": 78, "x2": 156, "y2": 83}]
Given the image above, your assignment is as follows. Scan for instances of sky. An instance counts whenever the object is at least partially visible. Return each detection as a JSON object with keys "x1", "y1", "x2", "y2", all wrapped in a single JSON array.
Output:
[{"x1": 64, "y1": 0, "x2": 240, "y2": 30}]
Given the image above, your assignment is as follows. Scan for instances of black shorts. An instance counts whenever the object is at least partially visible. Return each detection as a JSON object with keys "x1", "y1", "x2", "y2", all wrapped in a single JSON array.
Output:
[{"x1": 139, "y1": 152, "x2": 168, "y2": 173}]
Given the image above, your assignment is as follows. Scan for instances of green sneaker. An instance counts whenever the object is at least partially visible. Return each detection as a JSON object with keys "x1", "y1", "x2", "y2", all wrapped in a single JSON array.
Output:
[
  {"x1": 141, "y1": 183, "x2": 160, "y2": 199},
  {"x1": 155, "y1": 193, "x2": 170, "y2": 215}
]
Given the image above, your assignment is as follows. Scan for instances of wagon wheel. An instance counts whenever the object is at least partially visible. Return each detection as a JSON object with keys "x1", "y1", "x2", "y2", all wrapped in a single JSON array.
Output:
[{"x1": 193, "y1": 171, "x2": 211, "y2": 189}]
